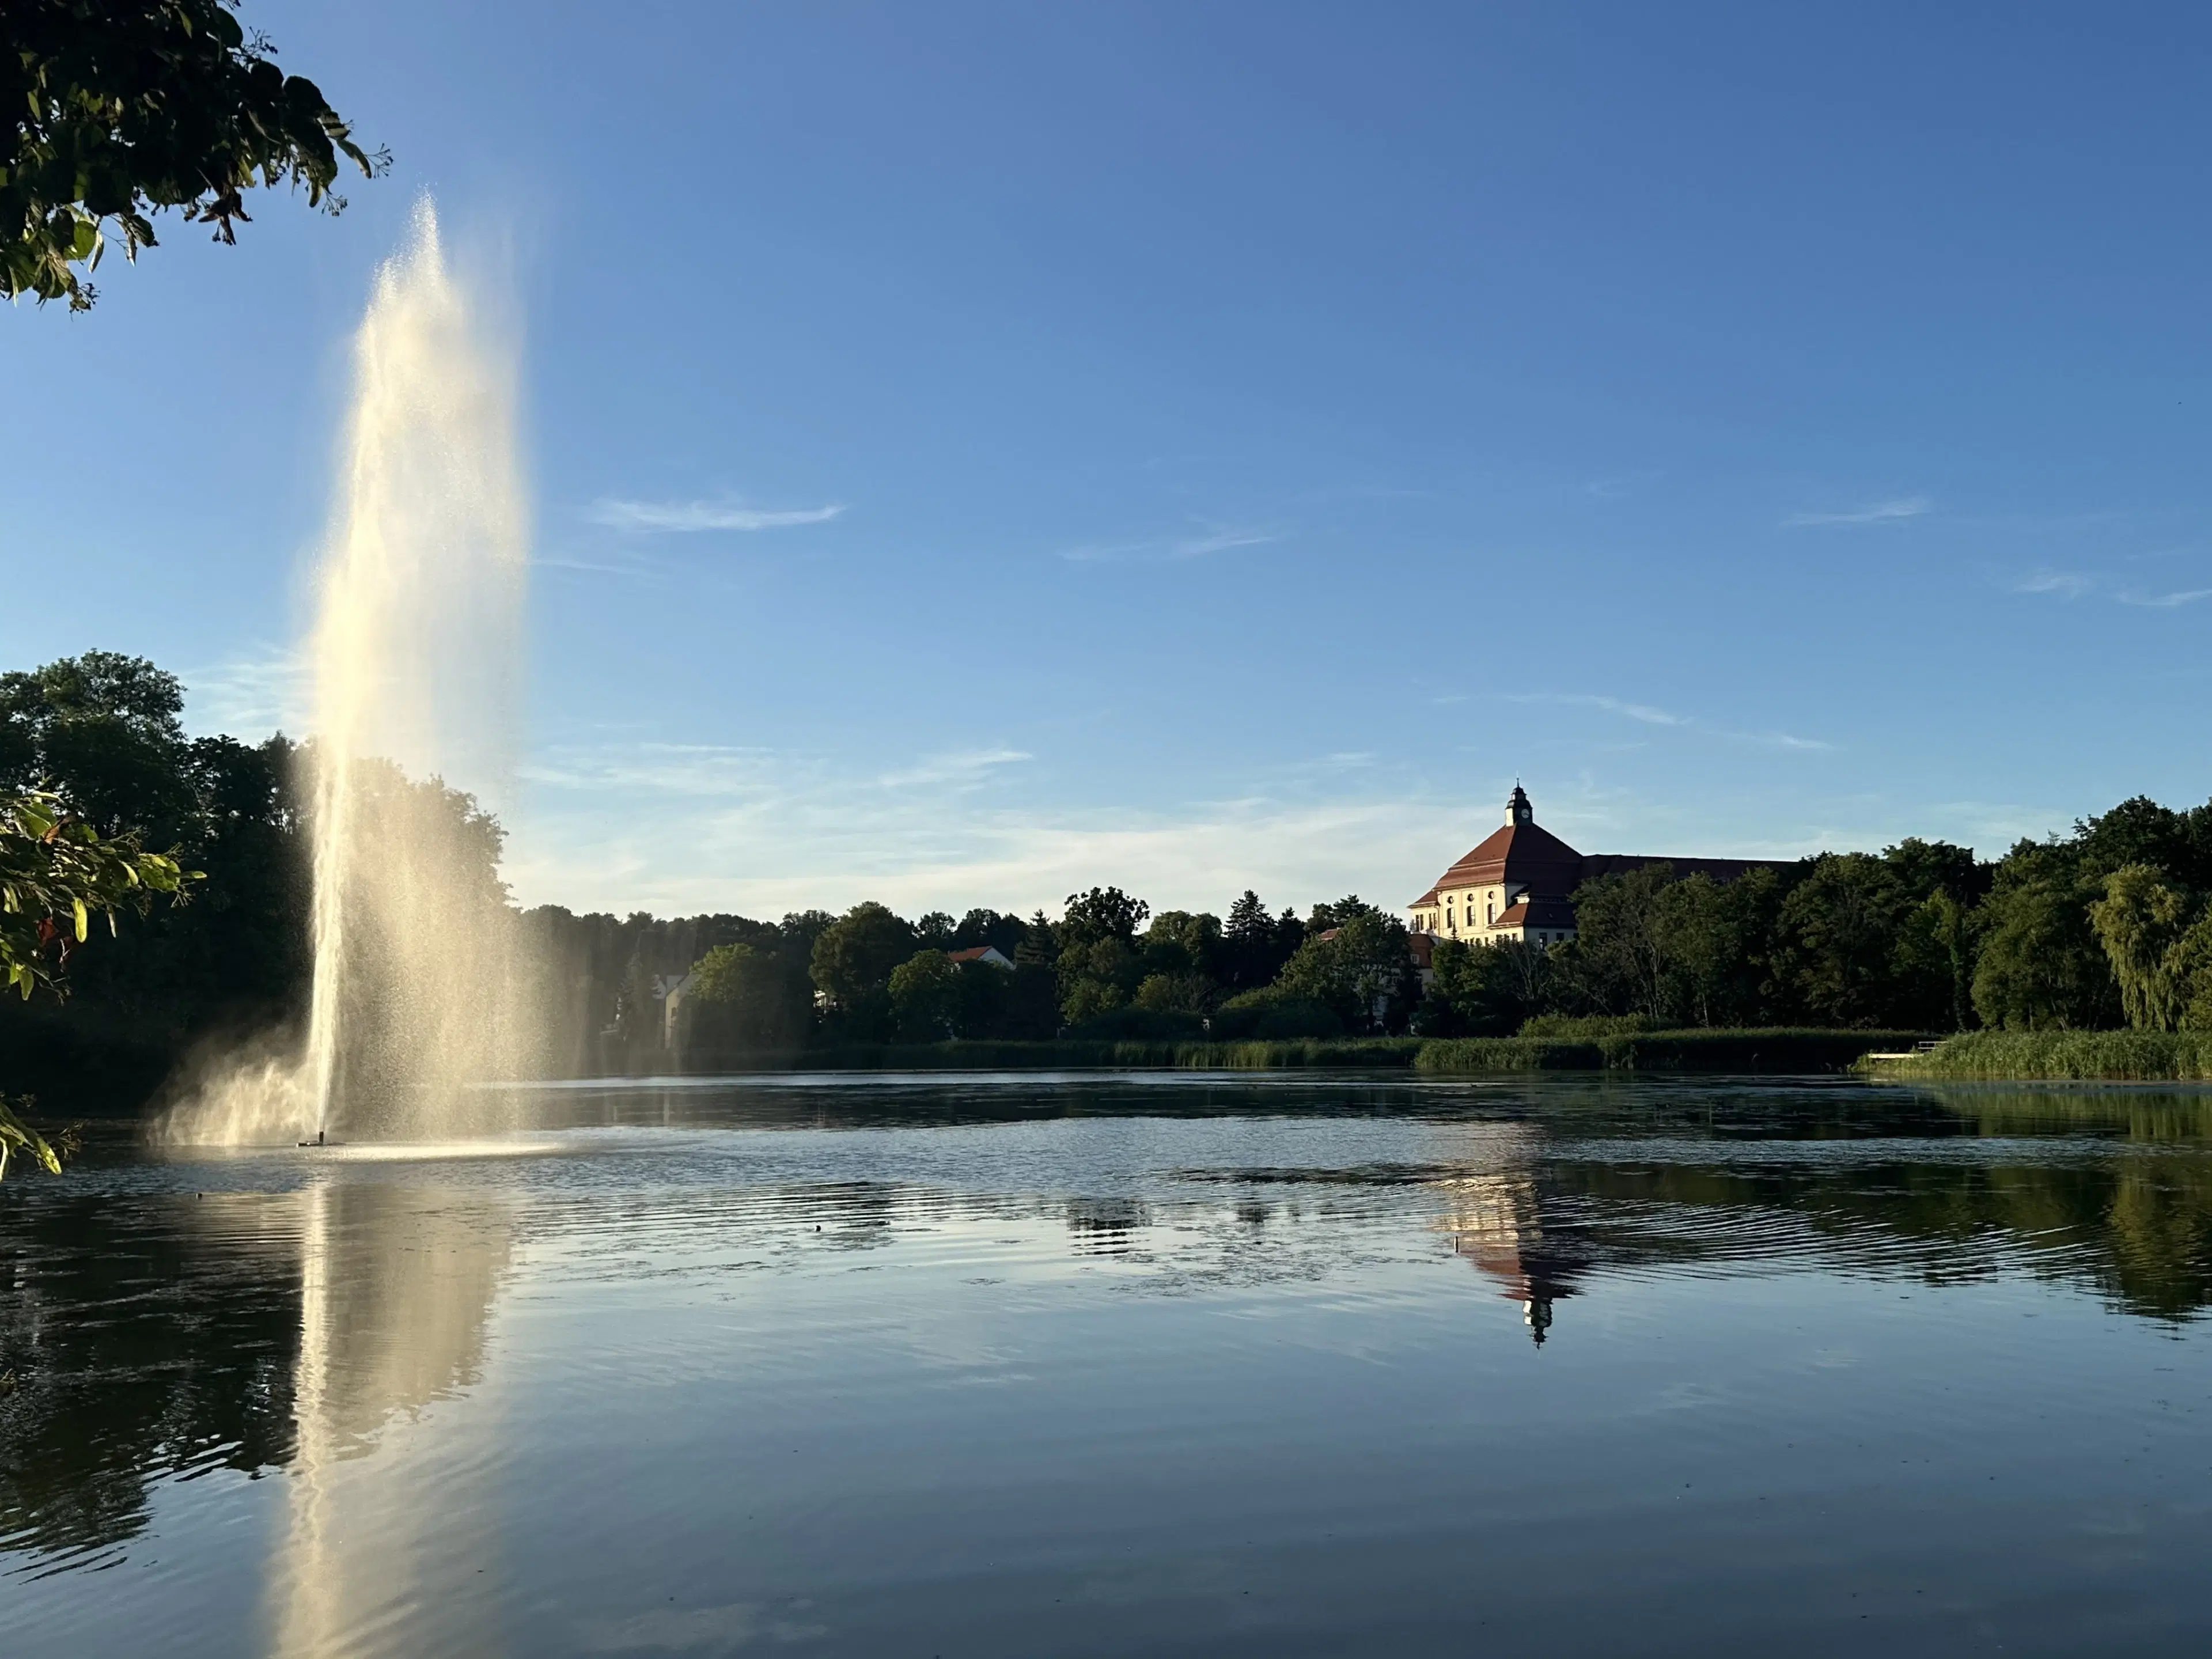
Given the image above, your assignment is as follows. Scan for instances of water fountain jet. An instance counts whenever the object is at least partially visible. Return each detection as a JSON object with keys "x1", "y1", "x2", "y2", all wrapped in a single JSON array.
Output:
[{"x1": 162, "y1": 199, "x2": 544, "y2": 1146}]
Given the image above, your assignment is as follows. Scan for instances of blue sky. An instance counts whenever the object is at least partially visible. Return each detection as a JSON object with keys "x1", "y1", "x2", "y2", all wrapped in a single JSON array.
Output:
[{"x1": 5, "y1": 2, "x2": 2210, "y2": 919}]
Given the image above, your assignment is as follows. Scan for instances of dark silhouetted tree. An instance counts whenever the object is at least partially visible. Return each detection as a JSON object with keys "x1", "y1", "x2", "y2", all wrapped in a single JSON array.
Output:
[{"x1": 3, "y1": 0, "x2": 384, "y2": 309}]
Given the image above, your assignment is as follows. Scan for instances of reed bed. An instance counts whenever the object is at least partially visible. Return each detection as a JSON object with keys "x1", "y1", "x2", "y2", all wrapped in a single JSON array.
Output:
[{"x1": 1866, "y1": 1029, "x2": 2212, "y2": 1081}]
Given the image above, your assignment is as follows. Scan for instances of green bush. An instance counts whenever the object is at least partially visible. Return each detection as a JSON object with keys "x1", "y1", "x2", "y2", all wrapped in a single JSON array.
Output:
[
  {"x1": 1517, "y1": 1013, "x2": 1656, "y2": 1039},
  {"x1": 1210, "y1": 990, "x2": 1345, "y2": 1040},
  {"x1": 1415, "y1": 1037, "x2": 1603, "y2": 1071}
]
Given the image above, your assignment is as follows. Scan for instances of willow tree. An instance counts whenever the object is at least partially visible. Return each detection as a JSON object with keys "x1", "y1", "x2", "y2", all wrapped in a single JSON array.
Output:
[
  {"x1": 2089, "y1": 863, "x2": 2197, "y2": 1032},
  {"x1": 1970, "y1": 844, "x2": 2119, "y2": 1031}
]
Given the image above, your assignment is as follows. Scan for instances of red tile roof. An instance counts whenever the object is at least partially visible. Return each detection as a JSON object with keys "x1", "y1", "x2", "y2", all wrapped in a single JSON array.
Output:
[
  {"x1": 1409, "y1": 790, "x2": 1793, "y2": 924},
  {"x1": 1408, "y1": 819, "x2": 1586, "y2": 907}
]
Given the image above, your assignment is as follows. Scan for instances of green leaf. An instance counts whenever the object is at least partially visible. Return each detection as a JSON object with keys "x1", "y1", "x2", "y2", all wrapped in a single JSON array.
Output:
[{"x1": 71, "y1": 896, "x2": 88, "y2": 941}]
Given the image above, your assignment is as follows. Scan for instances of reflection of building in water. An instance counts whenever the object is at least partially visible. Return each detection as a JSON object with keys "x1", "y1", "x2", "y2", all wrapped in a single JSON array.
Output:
[
  {"x1": 1435, "y1": 1173, "x2": 1588, "y2": 1345},
  {"x1": 270, "y1": 1179, "x2": 512, "y2": 1658}
]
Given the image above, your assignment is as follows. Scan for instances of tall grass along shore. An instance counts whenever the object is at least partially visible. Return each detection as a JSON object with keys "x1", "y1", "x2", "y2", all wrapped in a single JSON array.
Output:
[
  {"x1": 684, "y1": 1029, "x2": 1926, "y2": 1076},
  {"x1": 1415, "y1": 1029, "x2": 1930, "y2": 1074},
  {"x1": 1865, "y1": 1030, "x2": 2212, "y2": 1082}
]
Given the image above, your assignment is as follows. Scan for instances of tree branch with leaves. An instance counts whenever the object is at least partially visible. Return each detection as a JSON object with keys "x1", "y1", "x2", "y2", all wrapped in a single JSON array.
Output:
[
  {"x1": 1, "y1": 787, "x2": 196, "y2": 1179},
  {"x1": 3, "y1": 0, "x2": 384, "y2": 310}
]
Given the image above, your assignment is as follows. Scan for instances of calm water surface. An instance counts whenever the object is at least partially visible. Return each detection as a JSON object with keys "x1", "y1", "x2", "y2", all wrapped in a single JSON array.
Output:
[{"x1": 6, "y1": 1073, "x2": 2212, "y2": 1656}]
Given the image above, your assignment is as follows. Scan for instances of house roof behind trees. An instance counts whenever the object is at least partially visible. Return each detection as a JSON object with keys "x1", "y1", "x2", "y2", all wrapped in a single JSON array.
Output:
[
  {"x1": 1425, "y1": 819, "x2": 1588, "y2": 899},
  {"x1": 1410, "y1": 788, "x2": 1793, "y2": 908}
]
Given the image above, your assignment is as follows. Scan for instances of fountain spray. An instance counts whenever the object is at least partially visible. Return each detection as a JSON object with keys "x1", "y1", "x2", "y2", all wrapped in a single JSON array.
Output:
[{"x1": 164, "y1": 199, "x2": 544, "y2": 1145}]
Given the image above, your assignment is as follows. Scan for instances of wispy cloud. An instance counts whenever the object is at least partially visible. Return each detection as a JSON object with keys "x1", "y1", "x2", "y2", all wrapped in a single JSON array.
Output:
[
  {"x1": 1784, "y1": 495, "x2": 1930, "y2": 527},
  {"x1": 1060, "y1": 521, "x2": 1278, "y2": 563},
  {"x1": 507, "y1": 737, "x2": 2006, "y2": 921},
  {"x1": 2009, "y1": 567, "x2": 2212, "y2": 608},
  {"x1": 521, "y1": 742, "x2": 782, "y2": 798},
  {"x1": 1509, "y1": 692, "x2": 1832, "y2": 752},
  {"x1": 181, "y1": 647, "x2": 309, "y2": 737},
  {"x1": 1929, "y1": 799, "x2": 2080, "y2": 850},
  {"x1": 1512, "y1": 692, "x2": 1689, "y2": 727},
  {"x1": 1172, "y1": 525, "x2": 1275, "y2": 559},
  {"x1": 586, "y1": 497, "x2": 845, "y2": 534},
  {"x1": 877, "y1": 748, "x2": 1032, "y2": 789},
  {"x1": 536, "y1": 550, "x2": 666, "y2": 580},
  {"x1": 505, "y1": 755, "x2": 1492, "y2": 921},
  {"x1": 1255, "y1": 752, "x2": 1381, "y2": 786},
  {"x1": 1736, "y1": 730, "x2": 1834, "y2": 752},
  {"x1": 2119, "y1": 586, "x2": 2212, "y2": 608}
]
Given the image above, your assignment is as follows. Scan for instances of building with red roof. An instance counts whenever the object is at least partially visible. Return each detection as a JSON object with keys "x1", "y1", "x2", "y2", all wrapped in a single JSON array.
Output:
[{"x1": 1408, "y1": 785, "x2": 1785, "y2": 949}]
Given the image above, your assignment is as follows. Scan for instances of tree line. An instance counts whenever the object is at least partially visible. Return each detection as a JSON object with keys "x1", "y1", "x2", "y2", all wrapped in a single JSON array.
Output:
[
  {"x1": 658, "y1": 885, "x2": 1421, "y2": 1059},
  {"x1": 669, "y1": 797, "x2": 2212, "y2": 1052},
  {"x1": 7, "y1": 653, "x2": 2212, "y2": 1104},
  {"x1": 1421, "y1": 796, "x2": 2212, "y2": 1039}
]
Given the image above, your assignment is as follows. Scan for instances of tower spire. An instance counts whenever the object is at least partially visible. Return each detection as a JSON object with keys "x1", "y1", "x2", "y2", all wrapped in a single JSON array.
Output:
[{"x1": 1506, "y1": 783, "x2": 1533, "y2": 827}]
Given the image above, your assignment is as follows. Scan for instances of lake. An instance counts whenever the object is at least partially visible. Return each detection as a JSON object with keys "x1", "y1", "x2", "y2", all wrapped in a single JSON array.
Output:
[{"x1": 6, "y1": 1072, "x2": 2211, "y2": 1657}]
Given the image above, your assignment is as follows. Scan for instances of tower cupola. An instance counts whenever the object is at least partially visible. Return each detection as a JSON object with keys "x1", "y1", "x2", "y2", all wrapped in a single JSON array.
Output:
[{"x1": 1506, "y1": 784, "x2": 1533, "y2": 827}]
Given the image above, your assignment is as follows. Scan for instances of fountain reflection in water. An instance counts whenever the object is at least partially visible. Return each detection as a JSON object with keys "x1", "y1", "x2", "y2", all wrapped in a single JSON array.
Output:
[
  {"x1": 269, "y1": 1178, "x2": 513, "y2": 1657},
  {"x1": 163, "y1": 198, "x2": 544, "y2": 1145}
]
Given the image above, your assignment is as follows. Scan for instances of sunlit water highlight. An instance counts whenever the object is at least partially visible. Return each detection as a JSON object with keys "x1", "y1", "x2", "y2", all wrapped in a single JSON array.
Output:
[{"x1": 10, "y1": 1075, "x2": 2212, "y2": 1657}]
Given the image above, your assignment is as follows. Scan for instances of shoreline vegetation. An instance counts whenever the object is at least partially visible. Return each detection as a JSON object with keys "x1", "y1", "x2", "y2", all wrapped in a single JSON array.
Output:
[
  {"x1": 660, "y1": 1027, "x2": 1938, "y2": 1077},
  {"x1": 1416, "y1": 1027, "x2": 1933, "y2": 1074},
  {"x1": 1863, "y1": 1029, "x2": 2212, "y2": 1082},
  {"x1": 10, "y1": 650, "x2": 2212, "y2": 1110}
]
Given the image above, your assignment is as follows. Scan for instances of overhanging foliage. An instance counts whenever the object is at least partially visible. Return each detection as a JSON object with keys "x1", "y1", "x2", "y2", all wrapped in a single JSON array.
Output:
[{"x1": 2, "y1": 0, "x2": 381, "y2": 309}]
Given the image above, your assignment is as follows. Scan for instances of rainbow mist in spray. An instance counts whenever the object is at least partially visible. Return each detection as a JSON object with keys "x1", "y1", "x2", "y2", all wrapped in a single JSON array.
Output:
[{"x1": 165, "y1": 201, "x2": 545, "y2": 1143}]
